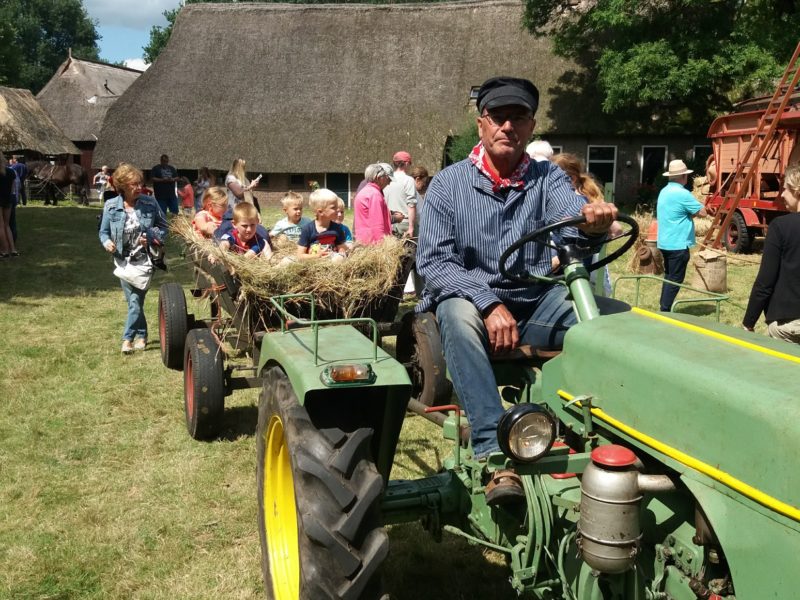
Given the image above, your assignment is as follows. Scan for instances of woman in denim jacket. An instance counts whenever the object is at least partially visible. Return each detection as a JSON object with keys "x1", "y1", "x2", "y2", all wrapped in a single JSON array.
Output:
[{"x1": 99, "y1": 163, "x2": 168, "y2": 354}]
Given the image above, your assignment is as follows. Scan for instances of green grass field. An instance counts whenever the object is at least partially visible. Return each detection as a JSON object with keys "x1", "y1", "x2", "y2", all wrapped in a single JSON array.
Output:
[{"x1": 0, "y1": 203, "x2": 764, "y2": 599}]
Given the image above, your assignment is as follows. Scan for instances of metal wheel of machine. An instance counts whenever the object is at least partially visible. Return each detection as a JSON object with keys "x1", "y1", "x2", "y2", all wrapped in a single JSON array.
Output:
[
  {"x1": 183, "y1": 328, "x2": 225, "y2": 440},
  {"x1": 159, "y1": 282, "x2": 190, "y2": 370},
  {"x1": 396, "y1": 312, "x2": 453, "y2": 407},
  {"x1": 724, "y1": 212, "x2": 753, "y2": 254},
  {"x1": 256, "y1": 366, "x2": 388, "y2": 600}
]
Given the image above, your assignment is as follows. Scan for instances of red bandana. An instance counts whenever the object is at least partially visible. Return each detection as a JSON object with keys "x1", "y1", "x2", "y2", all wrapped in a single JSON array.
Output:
[{"x1": 469, "y1": 141, "x2": 530, "y2": 193}]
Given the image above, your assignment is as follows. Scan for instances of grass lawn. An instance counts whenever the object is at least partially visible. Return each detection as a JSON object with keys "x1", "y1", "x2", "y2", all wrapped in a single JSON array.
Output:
[{"x1": 0, "y1": 203, "x2": 764, "y2": 599}]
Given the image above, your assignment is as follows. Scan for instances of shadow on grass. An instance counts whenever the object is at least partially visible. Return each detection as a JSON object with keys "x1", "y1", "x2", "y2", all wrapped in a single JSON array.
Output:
[
  {"x1": 385, "y1": 522, "x2": 518, "y2": 599},
  {"x1": 218, "y1": 404, "x2": 259, "y2": 440},
  {"x1": 676, "y1": 303, "x2": 718, "y2": 318},
  {"x1": 2, "y1": 205, "x2": 193, "y2": 302}
]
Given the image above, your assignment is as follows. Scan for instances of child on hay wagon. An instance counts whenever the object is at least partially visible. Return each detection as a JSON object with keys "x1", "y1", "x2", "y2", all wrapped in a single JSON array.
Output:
[
  {"x1": 218, "y1": 201, "x2": 273, "y2": 259},
  {"x1": 296, "y1": 188, "x2": 348, "y2": 262},
  {"x1": 270, "y1": 191, "x2": 311, "y2": 243},
  {"x1": 333, "y1": 196, "x2": 354, "y2": 250},
  {"x1": 193, "y1": 187, "x2": 229, "y2": 238}
]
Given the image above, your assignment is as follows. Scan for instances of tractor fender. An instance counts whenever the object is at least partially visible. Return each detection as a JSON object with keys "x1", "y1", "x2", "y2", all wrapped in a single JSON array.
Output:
[
  {"x1": 257, "y1": 324, "x2": 412, "y2": 481},
  {"x1": 681, "y1": 476, "x2": 800, "y2": 598},
  {"x1": 737, "y1": 207, "x2": 760, "y2": 227},
  {"x1": 257, "y1": 324, "x2": 411, "y2": 404}
]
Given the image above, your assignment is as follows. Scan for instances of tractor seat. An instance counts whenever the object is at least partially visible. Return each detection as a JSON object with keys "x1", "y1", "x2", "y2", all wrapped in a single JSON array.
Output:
[{"x1": 489, "y1": 344, "x2": 561, "y2": 363}]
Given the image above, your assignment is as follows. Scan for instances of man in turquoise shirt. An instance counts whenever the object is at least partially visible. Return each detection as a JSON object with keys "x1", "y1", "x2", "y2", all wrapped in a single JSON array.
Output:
[{"x1": 656, "y1": 159, "x2": 707, "y2": 311}]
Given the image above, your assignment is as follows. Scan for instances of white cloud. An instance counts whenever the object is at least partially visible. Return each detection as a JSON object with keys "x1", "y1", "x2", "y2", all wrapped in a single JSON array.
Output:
[
  {"x1": 124, "y1": 58, "x2": 151, "y2": 71},
  {"x1": 84, "y1": 0, "x2": 178, "y2": 30}
]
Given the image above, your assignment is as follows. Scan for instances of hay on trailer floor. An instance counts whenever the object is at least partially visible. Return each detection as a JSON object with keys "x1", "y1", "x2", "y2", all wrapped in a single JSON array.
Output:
[{"x1": 171, "y1": 217, "x2": 412, "y2": 318}]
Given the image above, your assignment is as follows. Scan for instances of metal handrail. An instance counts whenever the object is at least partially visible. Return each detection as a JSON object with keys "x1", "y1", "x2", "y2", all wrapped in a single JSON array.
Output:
[
  {"x1": 267, "y1": 293, "x2": 380, "y2": 364},
  {"x1": 611, "y1": 274, "x2": 730, "y2": 321}
]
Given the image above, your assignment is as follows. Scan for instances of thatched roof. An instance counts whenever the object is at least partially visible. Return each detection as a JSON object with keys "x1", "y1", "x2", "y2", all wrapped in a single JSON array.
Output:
[
  {"x1": 94, "y1": 1, "x2": 584, "y2": 172},
  {"x1": 0, "y1": 87, "x2": 81, "y2": 155},
  {"x1": 36, "y1": 54, "x2": 142, "y2": 143}
]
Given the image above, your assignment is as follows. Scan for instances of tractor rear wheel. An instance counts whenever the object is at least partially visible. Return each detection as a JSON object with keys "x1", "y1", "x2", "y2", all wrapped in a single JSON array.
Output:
[
  {"x1": 183, "y1": 328, "x2": 225, "y2": 440},
  {"x1": 159, "y1": 282, "x2": 190, "y2": 370},
  {"x1": 724, "y1": 212, "x2": 753, "y2": 254},
  {"x1": 257, "y1": 366, "x2": 388, "y2": 600},
  {"x1": 396, "y1": 312, "x2": 453, "y2": 407}
]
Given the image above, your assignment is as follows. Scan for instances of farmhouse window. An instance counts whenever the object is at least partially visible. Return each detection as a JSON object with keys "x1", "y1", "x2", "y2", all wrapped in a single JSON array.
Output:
[
  {"x1": 641, "y1": 146, "x2": 667, "y2": 185},
  {"x1": 587, "y1": 145, "x2": 617, "y2": 194},
  {"x1": 289, "y1": 174, "x2": 306, "y2": 188}
]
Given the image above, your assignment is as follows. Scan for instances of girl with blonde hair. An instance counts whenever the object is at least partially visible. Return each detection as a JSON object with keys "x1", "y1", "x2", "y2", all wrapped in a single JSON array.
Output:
[
  {"x1": 225, "y1": 158, "x2": 261, "y2": 211},
  {"x1": 193, "y1": 186, "x2": 229, "y2": 237}
]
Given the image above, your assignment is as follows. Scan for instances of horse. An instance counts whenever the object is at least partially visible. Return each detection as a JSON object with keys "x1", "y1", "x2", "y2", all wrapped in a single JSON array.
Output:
[{"x1": 27, "y1": 162, "x2": 90, "y2": 206}]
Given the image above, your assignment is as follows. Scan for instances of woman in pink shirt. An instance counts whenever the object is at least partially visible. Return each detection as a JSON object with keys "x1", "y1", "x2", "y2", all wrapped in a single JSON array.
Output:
[{"x1": 353, "y1": 163, "x2": 393, "y2": 244}]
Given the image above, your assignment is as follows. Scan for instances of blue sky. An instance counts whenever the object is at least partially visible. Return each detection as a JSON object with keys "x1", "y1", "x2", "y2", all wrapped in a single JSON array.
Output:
[{"x1": 84, "y1": 0, "x2": 179, "y2": 69}]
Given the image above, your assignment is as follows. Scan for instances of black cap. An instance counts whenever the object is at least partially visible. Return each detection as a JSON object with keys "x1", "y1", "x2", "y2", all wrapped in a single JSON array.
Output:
[{"x1": 477, "y1": 76, "x2": 539, "y2": 115}]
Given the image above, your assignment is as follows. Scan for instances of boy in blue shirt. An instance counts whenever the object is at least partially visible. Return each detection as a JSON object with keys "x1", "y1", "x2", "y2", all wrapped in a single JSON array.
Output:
[{"x1": 296, "y1": 188, "x2": 348, "y2": 262}]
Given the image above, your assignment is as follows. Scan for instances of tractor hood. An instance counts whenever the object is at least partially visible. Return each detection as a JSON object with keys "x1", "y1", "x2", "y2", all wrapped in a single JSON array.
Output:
[{"x1": 545, "y1": 308, "x2": 800, "y2": 512}]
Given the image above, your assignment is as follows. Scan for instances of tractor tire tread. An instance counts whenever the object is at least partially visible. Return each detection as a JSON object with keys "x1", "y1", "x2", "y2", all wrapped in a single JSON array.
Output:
[{"x1": 257, "y1": 366, "x2": 387, "y2": 600}]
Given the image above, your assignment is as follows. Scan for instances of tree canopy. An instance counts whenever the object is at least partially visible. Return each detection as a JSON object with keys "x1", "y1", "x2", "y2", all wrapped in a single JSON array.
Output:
[
  {"x1": 524, "y1": 0, "x2": 800, "y2": 132},
  {"x1": 0, "y1": 0, "x2": 100, "y2": 93}
]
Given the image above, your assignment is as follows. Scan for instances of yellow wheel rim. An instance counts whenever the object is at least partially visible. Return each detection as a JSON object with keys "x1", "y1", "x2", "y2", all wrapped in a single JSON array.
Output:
[{"x1": 263, "y1": 414, "x2": 300, "y2": 599}]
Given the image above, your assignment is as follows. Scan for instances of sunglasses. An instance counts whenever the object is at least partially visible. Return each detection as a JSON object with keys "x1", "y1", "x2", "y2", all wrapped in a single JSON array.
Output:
[{"x1": 481, "y1": 110, "x2": 533, "y2": 127}]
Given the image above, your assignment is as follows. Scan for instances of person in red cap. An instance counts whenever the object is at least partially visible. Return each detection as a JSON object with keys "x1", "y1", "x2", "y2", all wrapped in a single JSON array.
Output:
[
  {"x1": 416, "y1": 76, "x2": 622, "y2": 505},
  {"x1": 384, "y1": 151, "x2": 417, "y2": 238}
]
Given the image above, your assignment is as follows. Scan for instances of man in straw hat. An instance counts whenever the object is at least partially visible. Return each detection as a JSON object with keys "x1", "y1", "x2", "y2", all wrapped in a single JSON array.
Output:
[
  {"x1": 416, "y1": 76, "x2": 623, "y2": 505},
  {"x1": 656, "y1": 159, "x2": 707, "y2": 312}
]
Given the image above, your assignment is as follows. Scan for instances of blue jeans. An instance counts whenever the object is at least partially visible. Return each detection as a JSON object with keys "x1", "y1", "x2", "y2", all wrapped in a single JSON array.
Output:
[
  {"x1": 435, "y1": 288, "x2": 628, "y2": 459},
  {"x1": 156, "y1": 193, "x2": 179, "y2": 216},
  {"x1": 659, "y1": 249, "x2": 690, "y2": 311},
  {"x1": 121, "y1": 280, "x2": 149, "y2": 341}
]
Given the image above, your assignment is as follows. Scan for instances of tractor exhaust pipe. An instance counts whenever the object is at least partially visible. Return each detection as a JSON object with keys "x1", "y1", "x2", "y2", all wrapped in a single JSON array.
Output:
[{"x1": 578, "y1": 445, "x2": 676, "y2": 574}]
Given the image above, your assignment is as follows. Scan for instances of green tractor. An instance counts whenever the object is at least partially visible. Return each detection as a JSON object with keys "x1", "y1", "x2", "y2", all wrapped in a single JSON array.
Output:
[{"x1": 254, "y1": 214, "x2": 800, "y2": 599}]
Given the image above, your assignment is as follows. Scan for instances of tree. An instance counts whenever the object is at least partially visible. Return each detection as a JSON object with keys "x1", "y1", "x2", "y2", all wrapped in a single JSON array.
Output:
[
  {"x1": 0, "y1": 0, "x2": 100, "y2": 93},
  {"x1": 523, "y1": 0, "x2": 800, "y2": 132},
  {"x1": 143, "y1": 0, "x2": 452, "y2": 64}
]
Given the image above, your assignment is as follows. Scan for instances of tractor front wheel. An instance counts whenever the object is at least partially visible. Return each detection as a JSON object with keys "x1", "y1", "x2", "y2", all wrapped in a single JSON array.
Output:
[{"x1": 257, "y1": 366, "x2": 388, "y2": 600}]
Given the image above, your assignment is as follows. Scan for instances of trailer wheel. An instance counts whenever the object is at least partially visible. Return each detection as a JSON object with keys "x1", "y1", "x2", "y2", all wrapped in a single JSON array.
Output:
[
  {"x1": 184, "y1": 328, "x2": 225, "y2": 440},
  {"x1": 724, "y1": 212, "x2": 753, "y2": 254},
  {"x1": 159, "y1": 282, "x2": 190, "y2": 370},
  {"x1": 257, "y1": 366, "x2": 388, "y2": 600},
  {"x1": 396, "y1": 312, "x2": 453, "y2": 407}
]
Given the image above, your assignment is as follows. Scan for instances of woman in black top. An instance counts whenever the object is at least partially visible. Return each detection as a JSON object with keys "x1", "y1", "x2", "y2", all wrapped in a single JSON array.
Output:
[
  {"x1": 0, "y1": 155, "x2": 19, "y2": 258},
  {"x1": 743, "y1": 164, "x2": 800, "y2": 344}
]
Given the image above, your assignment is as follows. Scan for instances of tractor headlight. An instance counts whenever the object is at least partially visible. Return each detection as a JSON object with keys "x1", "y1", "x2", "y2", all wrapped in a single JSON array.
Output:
[{"x1": 497, "y1": 404, "x2": 556, "y2": 463}]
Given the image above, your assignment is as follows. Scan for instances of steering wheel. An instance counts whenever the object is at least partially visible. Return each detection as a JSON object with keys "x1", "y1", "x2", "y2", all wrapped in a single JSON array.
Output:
[{"x1": 499, "y1": 213, "x2": 639, "y2": 284}]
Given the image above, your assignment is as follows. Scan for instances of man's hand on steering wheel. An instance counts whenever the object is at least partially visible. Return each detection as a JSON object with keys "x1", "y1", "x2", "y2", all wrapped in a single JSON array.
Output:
[
  {"x1": 577, "y1": 202, "x2": 619, "y2": 235},
  {"x1": 483, "y1": 302, "x2": 519, "y2": 354}
]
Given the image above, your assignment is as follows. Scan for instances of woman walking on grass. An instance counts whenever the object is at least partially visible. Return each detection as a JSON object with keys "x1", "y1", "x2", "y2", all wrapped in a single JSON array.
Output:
[
  {"x1": 0, "y1": 155, "x2": 19, "y2": 258},
  {"x1": 99, "y1": 163, "x2": 168, "y2": 354}
]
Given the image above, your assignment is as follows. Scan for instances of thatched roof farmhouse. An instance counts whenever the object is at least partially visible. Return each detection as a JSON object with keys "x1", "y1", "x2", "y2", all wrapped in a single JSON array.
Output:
[
  {"x1": 37, "y1": 53, "x2": 142, "y2": 174},
  {"x1": 0, "y1": 87, "x2": 80, "y2": 156},
  {"x1": 95, "y1": 1, "x2": 709, "y2": 204}
]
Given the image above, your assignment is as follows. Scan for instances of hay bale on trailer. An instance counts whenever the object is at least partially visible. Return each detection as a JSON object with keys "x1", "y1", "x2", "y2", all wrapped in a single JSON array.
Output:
[{"x1": 171, "y1": 217, "x2": 413, "y2": 324}]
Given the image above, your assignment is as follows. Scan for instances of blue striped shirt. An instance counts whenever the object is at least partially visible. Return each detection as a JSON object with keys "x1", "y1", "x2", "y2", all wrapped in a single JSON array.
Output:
[{"x1": 416, "y1": 158, "x2": 589, "y2": 316}]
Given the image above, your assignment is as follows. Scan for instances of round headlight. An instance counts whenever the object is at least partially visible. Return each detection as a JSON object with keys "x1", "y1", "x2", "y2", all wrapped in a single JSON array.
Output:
[{"x1": 497, "y1": 404, "x2": 556, "y2": 463}]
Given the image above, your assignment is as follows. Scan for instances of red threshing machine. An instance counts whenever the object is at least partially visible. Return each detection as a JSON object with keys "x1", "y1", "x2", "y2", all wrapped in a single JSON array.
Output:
[{"x1": 702, "y1": 41, "x2": 800, "y2": 253}]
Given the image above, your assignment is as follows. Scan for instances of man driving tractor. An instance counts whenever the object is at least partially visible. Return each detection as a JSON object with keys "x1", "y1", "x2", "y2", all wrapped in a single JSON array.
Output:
[{"x1": 416, "y1": 76, "x2": 624, "y2": 505}]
